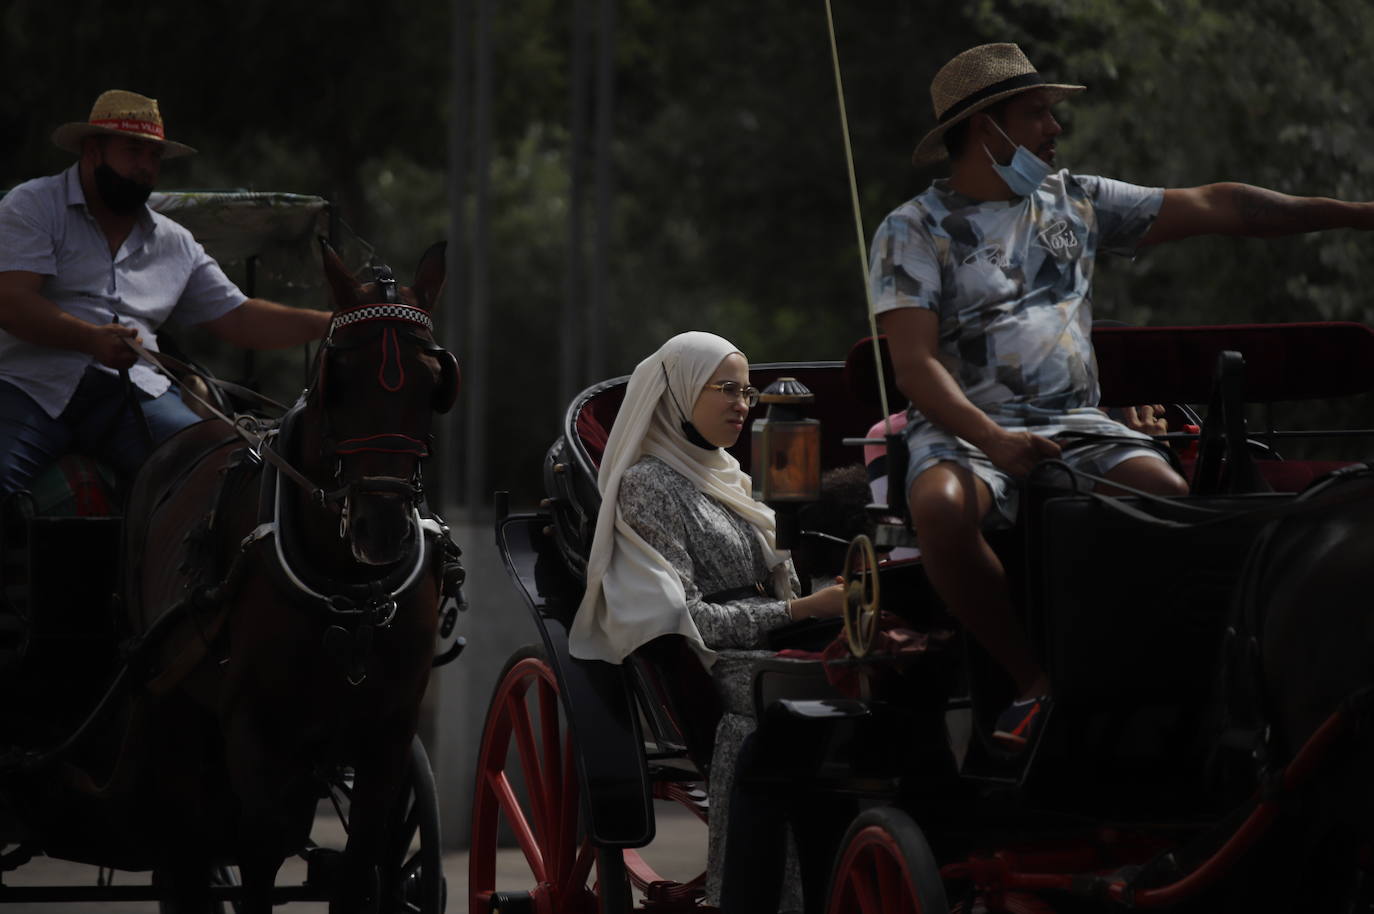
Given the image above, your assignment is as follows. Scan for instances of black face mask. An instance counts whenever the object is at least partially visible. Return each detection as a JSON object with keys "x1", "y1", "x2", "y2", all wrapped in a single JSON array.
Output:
[
  {"x1": 680, "y1": 420, "x2": 718, "y2": 451},
  {"x1": 93, "y1": 163, "x2": 154, "y2": 213}
]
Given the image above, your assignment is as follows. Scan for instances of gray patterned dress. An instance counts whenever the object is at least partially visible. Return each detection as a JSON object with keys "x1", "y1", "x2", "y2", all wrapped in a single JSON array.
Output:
[{"x1": 618, "y1": 454, "x2": 801, "y2": 908}]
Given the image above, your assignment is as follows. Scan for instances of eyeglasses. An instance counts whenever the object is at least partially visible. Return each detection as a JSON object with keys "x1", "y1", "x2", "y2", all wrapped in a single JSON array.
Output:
[{"x1": 703, "y1": 380, "x2": 760, "y2": 407}]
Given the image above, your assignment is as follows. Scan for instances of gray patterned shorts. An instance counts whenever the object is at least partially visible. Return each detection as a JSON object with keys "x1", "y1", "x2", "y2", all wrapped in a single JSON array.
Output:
[{"x1": 904, "y1": 425, "x2": 1172, "y2": 529}]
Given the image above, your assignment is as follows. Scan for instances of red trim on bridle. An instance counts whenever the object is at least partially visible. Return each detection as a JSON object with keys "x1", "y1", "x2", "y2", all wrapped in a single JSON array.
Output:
[
  {"x1": 318, "y1": 301, "x2": 446, "y2": 475},
  {"x1": 333, "y1": 433, "x2": 430, "y2": 457},
  {"x1": 378, "y1": 327, "x2": 405, "y2": 392}
]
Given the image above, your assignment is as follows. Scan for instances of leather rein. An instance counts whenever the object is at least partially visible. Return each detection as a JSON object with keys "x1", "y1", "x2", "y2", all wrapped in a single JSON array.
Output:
[
  {"x1": 122, "y1": 276, "x2": 452, "y2": 510},
  {"x1": 120, "y1": 289, "x2": 460, "y2": 678}
]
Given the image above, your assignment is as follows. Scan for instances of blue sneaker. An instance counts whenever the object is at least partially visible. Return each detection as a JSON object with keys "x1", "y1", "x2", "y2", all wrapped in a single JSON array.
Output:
[{"x1": 992, "y1": 696, "x2": 1047, "y2": 751}]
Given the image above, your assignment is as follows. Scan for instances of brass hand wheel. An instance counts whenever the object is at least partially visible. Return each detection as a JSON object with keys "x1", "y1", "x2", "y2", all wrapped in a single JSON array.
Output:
[{"x1": 841, "y1": 534, "x2": 881, "y2": 657}]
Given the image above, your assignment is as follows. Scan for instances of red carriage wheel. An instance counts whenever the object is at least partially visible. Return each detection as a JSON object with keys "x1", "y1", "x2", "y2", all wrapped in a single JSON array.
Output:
[
  {"x1": 470, "y1": 646, "x2": 626, "y2": 914},
  {"x1": 826, "y1": 807, "x2": 948, "y2": 914}
]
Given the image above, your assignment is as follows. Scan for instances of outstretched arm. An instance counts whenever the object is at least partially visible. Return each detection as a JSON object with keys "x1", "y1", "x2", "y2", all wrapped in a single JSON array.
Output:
[
  {"x1": 1142, "y1": 183, "x2": 1374, "y2": 246},
  {"x1": 201, "y1": 298, "x2": 331, "y2": 349}
]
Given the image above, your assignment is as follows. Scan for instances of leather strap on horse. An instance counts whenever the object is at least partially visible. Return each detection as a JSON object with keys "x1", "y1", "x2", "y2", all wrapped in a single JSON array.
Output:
[
  {"x1": 122, "y1": 338, "x2": 325, "y2": 502},
  {"x1": 143, "y1": 347, "x2": 290, "y2": 414},
  {"x1": 142, "y1": 599, "x2": 232, "y2": 697},
  {"x1": 1023, "y1": 457, "x2": 1374, "y2": 532}
]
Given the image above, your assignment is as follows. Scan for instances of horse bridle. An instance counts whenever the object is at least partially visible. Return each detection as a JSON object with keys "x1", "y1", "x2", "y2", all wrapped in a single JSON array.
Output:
[{"x1": 313, "y1": 266, "x2": 459, "y2": 508}]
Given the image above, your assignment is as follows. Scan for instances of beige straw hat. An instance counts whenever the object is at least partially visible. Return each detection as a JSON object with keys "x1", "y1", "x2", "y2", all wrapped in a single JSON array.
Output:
[
  {"x1": 911, "y1": 43, "x2": 1083, "y2": 167},
  {"x1": 51, "y1": 89, "x2": 197, "y2": 158}
]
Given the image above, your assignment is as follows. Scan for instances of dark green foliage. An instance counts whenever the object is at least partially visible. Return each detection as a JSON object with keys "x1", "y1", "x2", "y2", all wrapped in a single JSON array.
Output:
[{"x1": 6, "y1": 0, "x2": 1373, "y2": 503}]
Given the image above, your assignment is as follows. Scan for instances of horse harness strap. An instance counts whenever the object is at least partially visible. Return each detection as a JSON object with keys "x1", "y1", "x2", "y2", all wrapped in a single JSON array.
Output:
[
  {"x1": 144, "y1": 347, "x2": 290, "y2": 413},
  {"x1": 121, "y1": 338, "x2": 325, "y2": 501},
  {"x1": 328, "y1": 303, "x2": 434, "y2": 335},
  {"x1": 241, "y1": 441, "x2": 450, "y2": 684},
  {"x1": 1026, "y1": 458, "x2": 1374, "y2": 533},
  {"x1": 122, "y1": 325, "x2": 447, "y2": 504}
]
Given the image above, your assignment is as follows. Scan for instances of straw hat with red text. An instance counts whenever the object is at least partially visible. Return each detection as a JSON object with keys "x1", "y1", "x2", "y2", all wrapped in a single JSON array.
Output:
[{"x1": 52, "y1": 89, "x2": 197, "y2": 158}]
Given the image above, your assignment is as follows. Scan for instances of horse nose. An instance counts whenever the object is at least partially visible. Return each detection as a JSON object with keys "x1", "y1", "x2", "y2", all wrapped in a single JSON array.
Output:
[{"x1": 346, "y1": 491, "x2": 416, "y2": 566}]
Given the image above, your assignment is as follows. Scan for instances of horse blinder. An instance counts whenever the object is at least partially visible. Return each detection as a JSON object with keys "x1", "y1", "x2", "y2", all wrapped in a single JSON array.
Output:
[{"x1": 434, "y1": 349, "x2": 460, "y2": 414}]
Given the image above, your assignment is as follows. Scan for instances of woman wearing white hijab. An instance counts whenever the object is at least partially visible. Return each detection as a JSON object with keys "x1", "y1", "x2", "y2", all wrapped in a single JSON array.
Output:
[{"x1": 569, "y1": 330, "x2": 843, "y2": 907}]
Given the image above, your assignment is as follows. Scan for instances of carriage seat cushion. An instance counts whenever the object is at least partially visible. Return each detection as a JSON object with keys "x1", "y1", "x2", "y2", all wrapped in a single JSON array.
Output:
[{"x1": 27, "y1": 456, "x2": 118, "y2": 517}]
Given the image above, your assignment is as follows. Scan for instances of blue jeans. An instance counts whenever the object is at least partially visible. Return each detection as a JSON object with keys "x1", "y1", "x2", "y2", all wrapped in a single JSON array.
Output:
[{"x1": 0, "y1": 367, "x2": 204, "y2": 496}]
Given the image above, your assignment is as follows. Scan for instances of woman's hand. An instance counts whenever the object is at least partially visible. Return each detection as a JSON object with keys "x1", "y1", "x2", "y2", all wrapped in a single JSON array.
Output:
[{"x1": 788, "y1": 580, "x2": 847, "y2": 620}]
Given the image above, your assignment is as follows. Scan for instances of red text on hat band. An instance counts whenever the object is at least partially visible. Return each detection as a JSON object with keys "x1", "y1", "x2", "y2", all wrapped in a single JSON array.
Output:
[{"x1": 91, "y1": 118, "x2": 165, "y2": 139}]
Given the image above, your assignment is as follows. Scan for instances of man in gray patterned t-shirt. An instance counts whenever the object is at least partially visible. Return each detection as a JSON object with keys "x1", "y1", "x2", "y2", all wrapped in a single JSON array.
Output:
[{"x1": 872, "y1": 43, "x2": 1374, "y2": 750}]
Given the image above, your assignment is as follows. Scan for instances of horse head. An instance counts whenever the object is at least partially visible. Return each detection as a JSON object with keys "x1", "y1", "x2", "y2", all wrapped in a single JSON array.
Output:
[{"x1": 310, "y1": 241, "x2": 458, "y2": 566}]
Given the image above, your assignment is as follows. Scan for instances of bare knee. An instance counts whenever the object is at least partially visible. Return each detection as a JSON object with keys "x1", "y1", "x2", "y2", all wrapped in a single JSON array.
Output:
[
  {"x1": 1100, "y1": 456, "x2": 1189, "y2": 497},
  {"x1": 907, "y1": 465, "x2": 988, "y2": 547}
]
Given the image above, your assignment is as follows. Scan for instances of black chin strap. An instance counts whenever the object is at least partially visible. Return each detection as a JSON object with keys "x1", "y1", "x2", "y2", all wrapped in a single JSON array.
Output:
[{"x1": 680, "y1": 420, "x2": 717, "y2": 451}]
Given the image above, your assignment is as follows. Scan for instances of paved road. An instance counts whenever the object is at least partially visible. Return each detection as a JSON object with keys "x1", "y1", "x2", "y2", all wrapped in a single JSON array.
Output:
[{"x1": 0, "y1": 802, "x2": 707, "y2": 912}]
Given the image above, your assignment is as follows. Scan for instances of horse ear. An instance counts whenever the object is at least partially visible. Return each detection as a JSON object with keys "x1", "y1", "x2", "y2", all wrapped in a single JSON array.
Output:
[
  {"x1": 319, "y1": 239, "x2": 360, "y2": 312},
  {"x1": 411, "y1": 241, "x2": 447, "y2": 312}
]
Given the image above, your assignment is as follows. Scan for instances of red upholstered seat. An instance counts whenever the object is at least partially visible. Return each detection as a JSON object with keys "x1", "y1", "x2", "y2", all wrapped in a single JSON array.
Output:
[{"x1": 573, "y1": 383, "x2": 626, "y2": 470}]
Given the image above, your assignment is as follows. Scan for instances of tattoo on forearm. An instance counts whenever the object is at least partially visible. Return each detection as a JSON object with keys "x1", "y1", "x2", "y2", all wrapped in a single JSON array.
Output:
[{"x1": 1230, "y1": 184, "x2": 1296, "y2": 233}]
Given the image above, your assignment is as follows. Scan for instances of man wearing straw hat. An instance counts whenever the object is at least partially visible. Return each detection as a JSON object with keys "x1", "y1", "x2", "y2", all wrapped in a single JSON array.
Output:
[
  {"x1": 0, "y1": 90, "x2": 331, "y2": 496},
  {"x1": 871, "y1": 43, "x2": 1374, "y2": 751}
]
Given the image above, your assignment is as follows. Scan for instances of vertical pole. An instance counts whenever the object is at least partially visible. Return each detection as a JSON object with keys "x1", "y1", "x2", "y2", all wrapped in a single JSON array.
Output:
[
  {"x1": 440, "y1": 0, "x2": 470, "y2": 512},
  {"x1": 562, "y1": 0, "x2": 591, "y2": 407},
  {"x1": 588, "y1": 0, "x2": 615, "y2": 381},
  {"x1": 465, "y1": 0, "x2": 493, "y2": 515},
  {"x1": 243, "y1": 255, "x2": 259, "y2": 385}
]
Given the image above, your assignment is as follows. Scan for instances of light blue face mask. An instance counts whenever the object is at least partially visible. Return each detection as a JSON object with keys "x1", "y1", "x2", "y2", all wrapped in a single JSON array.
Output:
[{"x1": 984, "y1": 117, "x2": 1051, "y2": 197}]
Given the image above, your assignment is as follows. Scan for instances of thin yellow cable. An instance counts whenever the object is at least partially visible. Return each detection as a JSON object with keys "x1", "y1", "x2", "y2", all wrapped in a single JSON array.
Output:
[{"x1": 823, "y1": 0, "x2": 892, "y2": 433}]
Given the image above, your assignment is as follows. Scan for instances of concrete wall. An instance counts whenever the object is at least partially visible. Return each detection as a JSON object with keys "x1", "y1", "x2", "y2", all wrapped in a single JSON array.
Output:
[{"x1": 428, "y1": 511, "x2": 542, "y2": 850}]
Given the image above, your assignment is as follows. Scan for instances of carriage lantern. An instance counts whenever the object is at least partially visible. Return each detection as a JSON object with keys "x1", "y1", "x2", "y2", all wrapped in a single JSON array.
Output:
[{"x1": 750, "y1": 377, "x2": 821, "y2": 549}]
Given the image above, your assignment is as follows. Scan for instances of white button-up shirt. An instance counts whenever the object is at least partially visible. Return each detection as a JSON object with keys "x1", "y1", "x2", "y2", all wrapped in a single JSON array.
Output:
[{"x1": 0, "y1": 165, "x2": 245, "y2": 417}]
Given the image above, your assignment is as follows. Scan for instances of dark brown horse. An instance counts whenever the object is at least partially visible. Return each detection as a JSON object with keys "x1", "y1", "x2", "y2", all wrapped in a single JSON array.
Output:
[
  {"x1": 1211, "y1": 464, "x2": 1374, "y2": 910},
  {"x1": 117, "y1": 241, "x2": 458, "y2": 912}
]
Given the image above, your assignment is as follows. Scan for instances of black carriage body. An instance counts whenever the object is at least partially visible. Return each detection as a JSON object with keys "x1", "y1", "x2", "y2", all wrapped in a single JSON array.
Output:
[
  {"x1": 0, "y1": 515, "x2": 124, "y2": 754},
  {"x1": 489, "y1": 322, "x2": 1374, "y2": 912}
]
